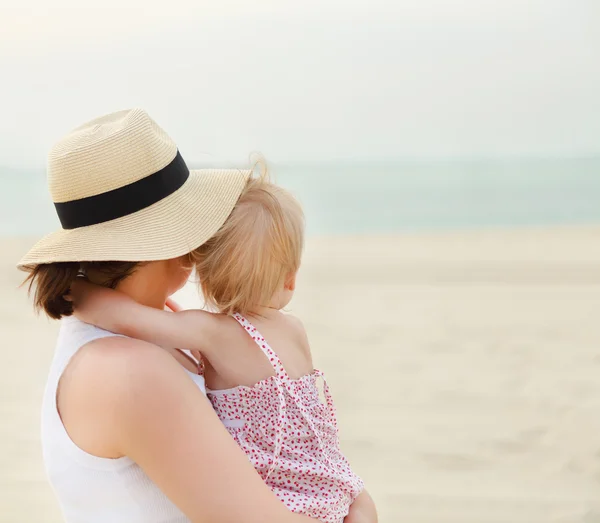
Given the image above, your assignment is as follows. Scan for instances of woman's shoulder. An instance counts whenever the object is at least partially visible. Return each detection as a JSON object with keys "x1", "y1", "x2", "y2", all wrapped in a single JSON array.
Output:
[
  {"x1": 61, "y1": 336, "x2": 200, "y2": 420},
  {"x1": 65, "y1": 336, "x2": 193, "y2": 396},
  {"x1": 58, "y1": 337, "x2": 206, "y2": 458}
]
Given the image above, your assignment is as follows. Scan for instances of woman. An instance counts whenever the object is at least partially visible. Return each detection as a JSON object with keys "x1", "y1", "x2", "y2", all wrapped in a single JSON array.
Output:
[{"x1": 19, "y1": 108, "x2": 349, "y2": 522}]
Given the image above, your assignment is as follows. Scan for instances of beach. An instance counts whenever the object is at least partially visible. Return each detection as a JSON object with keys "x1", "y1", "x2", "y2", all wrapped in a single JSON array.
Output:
[{"x1": 2, "y1": 227, "x2": 600, "y2": 522}]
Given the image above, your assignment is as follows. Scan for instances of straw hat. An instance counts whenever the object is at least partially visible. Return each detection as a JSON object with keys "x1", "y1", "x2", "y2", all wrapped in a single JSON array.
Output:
[{"x1": 18, "y1": 108, "x2": 251, "y2": 268}]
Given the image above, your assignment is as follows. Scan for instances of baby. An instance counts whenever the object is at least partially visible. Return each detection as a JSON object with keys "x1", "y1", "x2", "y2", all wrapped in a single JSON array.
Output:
[{"x1": 71, "y1": 173, "x2": 377, "y2": 523}]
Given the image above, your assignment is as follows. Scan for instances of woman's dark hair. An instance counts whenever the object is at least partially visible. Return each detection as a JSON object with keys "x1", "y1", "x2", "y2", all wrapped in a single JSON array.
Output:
[{"x1": 22, "y1": 261, "x2": 140, "y2": 320}]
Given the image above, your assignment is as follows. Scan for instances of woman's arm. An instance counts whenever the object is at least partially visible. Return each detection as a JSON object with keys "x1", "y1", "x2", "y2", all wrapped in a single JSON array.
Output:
[
  {"x1": 70, "y1": 280, "x2": 217, "y2": 353},
  {"x1": 62, "y1": 336, "x2": 316, "y2": 523}
]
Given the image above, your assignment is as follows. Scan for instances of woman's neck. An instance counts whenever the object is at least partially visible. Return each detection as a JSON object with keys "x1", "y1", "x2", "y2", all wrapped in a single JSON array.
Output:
[
  {"x1": 117, "y1": 274, "x2": 168, "y2": 310},
  {"x1": 89, "y1": 261, "x2": 172, "y2": 310}
]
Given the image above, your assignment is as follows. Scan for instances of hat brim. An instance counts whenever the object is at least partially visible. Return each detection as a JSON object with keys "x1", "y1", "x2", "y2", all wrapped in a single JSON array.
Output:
[{"x1": 18, "y1": 168, "x2": 251, "y2": 268}]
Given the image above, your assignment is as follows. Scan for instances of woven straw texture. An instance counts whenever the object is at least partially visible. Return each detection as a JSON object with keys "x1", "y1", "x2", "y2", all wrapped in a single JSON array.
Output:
[{"x1": 19, "y1": 109, "x2": 251, "y2": 267}]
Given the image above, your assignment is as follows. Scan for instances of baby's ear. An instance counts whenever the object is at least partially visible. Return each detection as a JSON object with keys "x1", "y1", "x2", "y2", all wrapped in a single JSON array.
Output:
[{"x1": 284, "y1": 272, "x2": 297, "y2": 291}]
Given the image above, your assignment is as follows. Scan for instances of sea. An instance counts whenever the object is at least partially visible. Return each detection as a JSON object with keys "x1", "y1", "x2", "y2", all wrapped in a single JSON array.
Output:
[{"x1": 2, "y1": 157, "x2": 600, "y2": 236}]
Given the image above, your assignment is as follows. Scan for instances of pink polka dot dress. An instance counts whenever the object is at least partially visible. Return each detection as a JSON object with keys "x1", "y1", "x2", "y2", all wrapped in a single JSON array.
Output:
[{"x1": 207, "y1": 314, "x2": 364, "y2": 523}]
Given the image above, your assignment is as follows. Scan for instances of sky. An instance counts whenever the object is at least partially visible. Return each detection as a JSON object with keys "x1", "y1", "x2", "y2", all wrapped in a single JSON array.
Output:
[{"x1": 0, "y1": 0, "x2": 599, "y2": 167}]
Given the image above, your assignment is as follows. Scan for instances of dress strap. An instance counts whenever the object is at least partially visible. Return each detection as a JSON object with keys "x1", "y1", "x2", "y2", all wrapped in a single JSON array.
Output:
[
  {"x1": 311, "y1": 369, "x2": 338, "y2": 431},
  {"x1": 232, "y1": 313, "x2": 288, "y2": 480},
  {"x1": 231, "y1": 314, "x2": 289, "y2": 381},
  {"x1": 231, "y1": 313, "x2": 338, "y2": 475}
]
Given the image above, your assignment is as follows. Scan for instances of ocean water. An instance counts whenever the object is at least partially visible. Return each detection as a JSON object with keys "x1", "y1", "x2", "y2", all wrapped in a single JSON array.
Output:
[{"x1": 1, "y1": 158, "x2": 600, "y2": 236}]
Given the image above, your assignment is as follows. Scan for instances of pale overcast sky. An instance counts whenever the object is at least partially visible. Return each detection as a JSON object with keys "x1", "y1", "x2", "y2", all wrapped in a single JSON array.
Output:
[{"x1": 0, "y1": 0, "x2": 599, "y2": 166}]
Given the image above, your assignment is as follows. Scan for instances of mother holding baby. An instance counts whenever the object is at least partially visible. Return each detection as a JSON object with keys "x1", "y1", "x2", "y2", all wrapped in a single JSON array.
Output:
[{"x1": 20, "y1": 109, "x2": 373, "y2": 523}]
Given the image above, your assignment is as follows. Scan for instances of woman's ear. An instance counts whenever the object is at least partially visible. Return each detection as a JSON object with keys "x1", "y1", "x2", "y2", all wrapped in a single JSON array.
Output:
[{"x1": 284, "y1": 272, "x2": 297, "y2": 291}]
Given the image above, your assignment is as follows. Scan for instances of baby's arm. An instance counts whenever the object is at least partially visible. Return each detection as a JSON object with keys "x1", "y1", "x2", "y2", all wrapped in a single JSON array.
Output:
[
  {"x1": 69, "y1": 279, "x2": 218, "y2": 354},
  {"x1": 345, "y1": 490, "x2": 378, "y2": 523}
]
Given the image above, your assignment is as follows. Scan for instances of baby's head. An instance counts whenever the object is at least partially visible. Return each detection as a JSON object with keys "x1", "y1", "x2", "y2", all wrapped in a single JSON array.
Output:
[{"x1": 190, "y1": 174, "x2": 304, "y2": 316}]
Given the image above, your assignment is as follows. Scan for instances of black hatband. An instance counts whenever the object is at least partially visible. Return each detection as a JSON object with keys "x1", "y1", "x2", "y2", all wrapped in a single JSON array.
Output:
[{"x1": 54, "y1": 151, "x2": 190, "y2": 230}]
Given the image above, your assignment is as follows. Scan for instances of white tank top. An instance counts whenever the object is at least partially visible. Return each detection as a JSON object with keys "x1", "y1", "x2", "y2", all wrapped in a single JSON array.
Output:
[{"x1": 41, "y1": 316, "x2": 207, "y2": 523}]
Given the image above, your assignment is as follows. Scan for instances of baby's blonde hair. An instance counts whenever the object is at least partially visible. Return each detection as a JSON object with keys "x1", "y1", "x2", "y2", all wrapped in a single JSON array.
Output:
[{"x1": 191, "y1": 173, "x2": 304, "y2": 316}]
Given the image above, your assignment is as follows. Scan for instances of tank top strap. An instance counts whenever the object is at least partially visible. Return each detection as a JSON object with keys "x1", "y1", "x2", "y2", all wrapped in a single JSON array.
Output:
[{"x1": 231, "y1": 313, "x2": 288, "y2": 380}]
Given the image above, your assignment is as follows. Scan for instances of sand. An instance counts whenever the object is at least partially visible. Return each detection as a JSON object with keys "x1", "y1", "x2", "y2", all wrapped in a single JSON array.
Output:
[{"x1": 2, "y1": 228, "x2": 600, "y2": 522}]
